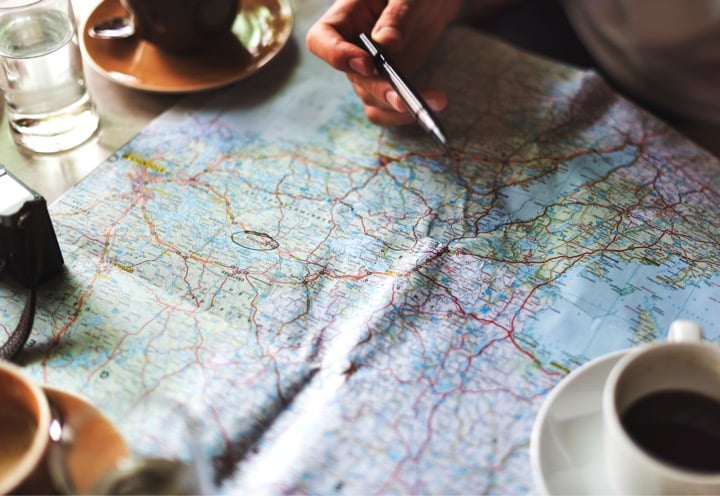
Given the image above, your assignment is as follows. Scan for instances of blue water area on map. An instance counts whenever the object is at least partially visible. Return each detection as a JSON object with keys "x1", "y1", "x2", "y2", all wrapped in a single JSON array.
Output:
[
  {"x1": 521, "y1": 254, "x2": 720, "y2": 369},
  {"x1": 493, "y1": 147, "x2": 636, "y2": 223}
]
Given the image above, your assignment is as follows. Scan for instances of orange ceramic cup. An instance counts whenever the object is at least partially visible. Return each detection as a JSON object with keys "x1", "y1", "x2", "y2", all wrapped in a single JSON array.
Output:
[{"x1": 0, "y1": 360, "x2": 51, "y2": 494}]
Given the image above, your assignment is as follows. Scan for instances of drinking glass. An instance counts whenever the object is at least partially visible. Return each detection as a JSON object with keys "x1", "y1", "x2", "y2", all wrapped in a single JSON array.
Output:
[{"x1": 0, "y1": 0, "x2": 100, "y2": 153}]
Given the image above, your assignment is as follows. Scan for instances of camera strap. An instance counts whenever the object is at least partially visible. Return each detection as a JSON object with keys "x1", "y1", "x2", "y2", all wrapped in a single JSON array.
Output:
[
  {"x1": 0, "y1": 196, "x2": 50, "y2": 361},
  {"x1": 0, "y1": 285, "x2": 35, "y2": 361}
]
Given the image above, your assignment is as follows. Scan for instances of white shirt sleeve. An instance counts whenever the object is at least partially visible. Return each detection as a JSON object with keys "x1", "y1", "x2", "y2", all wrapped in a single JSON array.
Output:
[{"x1": 562, "y1": 0, "x2": 720, "y2": 124}]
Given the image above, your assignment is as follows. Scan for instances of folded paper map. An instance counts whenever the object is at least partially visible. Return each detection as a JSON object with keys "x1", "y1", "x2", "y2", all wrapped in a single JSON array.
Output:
[{"x1": 3, "y1": 11, "x2": 719, "y2": 494}]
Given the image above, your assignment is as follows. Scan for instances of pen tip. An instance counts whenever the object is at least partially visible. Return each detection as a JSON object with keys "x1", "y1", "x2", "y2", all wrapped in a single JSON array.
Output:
[{"x1": 434, "y1": 131, "x2": 449, "y2": 153}]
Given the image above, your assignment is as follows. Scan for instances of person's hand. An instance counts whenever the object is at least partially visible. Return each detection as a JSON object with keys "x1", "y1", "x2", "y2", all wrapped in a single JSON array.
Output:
[{"x1": 306, "y1": 0, "x2": 462, "y2": 126}]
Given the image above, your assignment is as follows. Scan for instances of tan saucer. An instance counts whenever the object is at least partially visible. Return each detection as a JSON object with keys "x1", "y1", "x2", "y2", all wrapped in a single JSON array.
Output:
[
  {"x1": 81, "y1": 0, "x2": 294, "y2": 93},
  {"x1": 40, "y1": 386, "x2": 129, "y2": 495}
]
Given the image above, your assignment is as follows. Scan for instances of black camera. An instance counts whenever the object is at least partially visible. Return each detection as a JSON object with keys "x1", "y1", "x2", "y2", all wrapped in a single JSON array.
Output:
[
  {"x1": 0, "y1": 167, "x2": 64, "y2": 287},
  {"x1": 0, "y1": 166, "x2": 64, "y2": 360}
]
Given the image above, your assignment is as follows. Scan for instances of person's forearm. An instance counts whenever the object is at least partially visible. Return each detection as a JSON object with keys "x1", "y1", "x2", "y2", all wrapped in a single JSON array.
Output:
[{"x1": 456, "y1": 0, "x2": 523, "y2": 23}]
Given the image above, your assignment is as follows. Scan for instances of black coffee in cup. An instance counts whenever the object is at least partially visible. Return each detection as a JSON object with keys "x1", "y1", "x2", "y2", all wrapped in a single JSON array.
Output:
[
  {"x1": 0, "y1": 407, "x2": 37, "y2": 480},
  {"x1": 621, "y1": 389, "x2": 720, "y2": 473}
]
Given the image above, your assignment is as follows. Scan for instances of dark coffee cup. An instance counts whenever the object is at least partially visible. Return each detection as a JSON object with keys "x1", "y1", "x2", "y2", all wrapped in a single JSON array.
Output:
[
  {"x1": 603, "y1": 320, "x2": 720, "y2": 494},
  {"x1": 121, "y1": 0, "x2": 240, "y2": 53}
]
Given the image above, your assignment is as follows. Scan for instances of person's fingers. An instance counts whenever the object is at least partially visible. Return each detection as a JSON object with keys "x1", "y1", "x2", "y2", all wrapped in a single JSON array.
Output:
[
  {"x1": 349, "y1": 74, "x2": 448, "y2": 126},
  {"x1": 365, "y1": 105, "x2": 416, "y2": 126},
  {"x1": 389, "y1": 88, "x2": 448, "y2": 114},
  {"x1": 348, "y1": 73, "x2": 396, "y2": 110},
  {"x1": 307, "y1": 0, "x2": 454, "y2": 127},
  {"x1": 306, "y1": 0, "x2": 390, "y2": 76},
  {"x1": 350, "y1": 76, "x2": 447, "y2": 113},
  {"x1": 370, "y1": 0, "x2": 418, "y2": 51},
  {"x1": 371, "y1": 0, "x2": 463, "y2": 76},
  {"x1": 361, "y1": 88, "x2": 447, "y2": 126},
  {"x1": 306, "y1": 22, "x2": 372, "y2": 76}
]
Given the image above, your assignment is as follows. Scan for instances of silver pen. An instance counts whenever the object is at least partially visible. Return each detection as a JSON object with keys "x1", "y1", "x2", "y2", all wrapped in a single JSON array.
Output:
[{"x1": 358, "y1": 33, "x2": 449, "y2": 151}]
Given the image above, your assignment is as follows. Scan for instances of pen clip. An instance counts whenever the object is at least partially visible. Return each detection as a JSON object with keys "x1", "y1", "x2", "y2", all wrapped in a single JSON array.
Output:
[{"x1": 358, "y1": 33, "x2": 379, "y2": 58}]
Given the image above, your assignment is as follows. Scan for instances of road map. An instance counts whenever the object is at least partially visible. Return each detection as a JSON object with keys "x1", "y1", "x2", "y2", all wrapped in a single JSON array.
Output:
[{"x1": 2, "y1": 13, "x2": 720, "y2": 495}]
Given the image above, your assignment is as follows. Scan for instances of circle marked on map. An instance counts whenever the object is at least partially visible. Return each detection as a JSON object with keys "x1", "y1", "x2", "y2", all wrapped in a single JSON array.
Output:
[{"x1": 231, "y1": 231, "x2": 279, "y2": 251}]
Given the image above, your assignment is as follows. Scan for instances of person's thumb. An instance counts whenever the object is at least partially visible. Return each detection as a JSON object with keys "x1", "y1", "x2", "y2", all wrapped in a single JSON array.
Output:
[{"x1": 370, "y1": 0, "x2": 417, "y2": 53}]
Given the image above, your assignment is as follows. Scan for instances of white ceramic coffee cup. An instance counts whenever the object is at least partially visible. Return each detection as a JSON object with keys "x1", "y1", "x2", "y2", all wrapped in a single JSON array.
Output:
[
  {"x1": 0, "y1": 360, "x2": 51, "y2": 494},
  {"x1": 603, "y1": 320, "x2": 720, "y2": 494}
]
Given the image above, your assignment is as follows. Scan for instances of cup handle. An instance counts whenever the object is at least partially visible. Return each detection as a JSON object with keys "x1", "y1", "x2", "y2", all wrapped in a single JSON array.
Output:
[{"x1": 667, "y1": 319, "x2": 703, "y2": 343}]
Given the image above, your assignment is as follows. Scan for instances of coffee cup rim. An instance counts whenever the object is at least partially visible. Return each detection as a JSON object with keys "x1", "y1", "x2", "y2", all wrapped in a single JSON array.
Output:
[
  {"x1": 0, "y1": 360, "x2": 51, "y2": 495},
  {"x1": 603, "y1": 340, "x2": 720, "y2": 483}
]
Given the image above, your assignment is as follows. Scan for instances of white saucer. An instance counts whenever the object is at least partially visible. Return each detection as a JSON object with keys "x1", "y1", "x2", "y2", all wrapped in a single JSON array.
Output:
[
  {"x1": 81, "y1": 0, "x2": 294, "y2": 93},
  {"x1": 530, "y1": 349, "x2": 629, "y2": 495}
]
